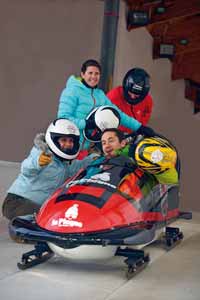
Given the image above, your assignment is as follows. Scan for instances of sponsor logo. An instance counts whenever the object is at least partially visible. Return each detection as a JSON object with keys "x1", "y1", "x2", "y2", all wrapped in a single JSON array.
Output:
[
  {"x1": 65, "y1": 204, "x2": 79, "y2": 220},
  {"x1": 133, "y1": 83, "x2": 143, "y2": 91},
  {"x1": 151, "y1": 149, "x2": 163, "y2": 163},
  {"x1": 66, "y1": 125, "x2": 77, "y2": 134},
  {"x1": 51, "y1": 204, "x2": 83, "y2": 228},
  {"x1": 65, "y1": 177, "x2": 116, "y2": 189},
  {"x1": 91, "y1": 172, "x2": 110, "y2": 181}
]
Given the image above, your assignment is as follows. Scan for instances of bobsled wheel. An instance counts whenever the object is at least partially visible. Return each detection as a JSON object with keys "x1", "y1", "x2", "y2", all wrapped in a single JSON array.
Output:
[
  {"x1": 125, "y1": 256, "x2": 150, "y2": 280},
  {"x1": 166, "y1": 238, "x2": 173, "y2": 248},
  {"x1": 115, "y1": 247, "x2": 150, "y2": 279},
  {"x1": 17, "y1": 243, "x2": 54, "y2": 270},
  {"x1": 17, "y1": 251, "x2": 53, "y2": 270},
  {"x1": 126, "y1": 265, "x2": 137, "y2": 280},
  {"x1": 126, "y1": 266, "x2": 136, "y2": 280},
  {"x1": 164, "y1": 227, "x2": 184, "y2": 251}
]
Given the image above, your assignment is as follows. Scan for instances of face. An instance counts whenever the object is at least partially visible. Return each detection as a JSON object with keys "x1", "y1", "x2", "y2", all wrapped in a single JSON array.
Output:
[
  {"x1": 101, "y1": 131, "x2": 126, "y2": 159},
  {"x1": 58, "y1": 137, "x2": 74, "y2": 150},
  {"x1": 128, "y1": 91, "x2": 140, "y2": 100},
  {"x1": 81, "y1": 66, "x2": 101, "y2": 88}
]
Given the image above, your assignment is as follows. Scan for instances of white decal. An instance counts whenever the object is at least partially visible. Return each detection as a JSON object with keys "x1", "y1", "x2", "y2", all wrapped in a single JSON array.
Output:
[
  {"x1": 65, "y1": 204, "x2": 79, "y2": 220},
  {"x1": 67, "y1": 125, "x2": 76, "y2": 134},
  {"x1": 65, "y1": 178, "x2": 116, "y2": 189},
  {"x1": 133, "y1": 83, "x2": 143, "y2": 91},
  {"x1": 151, "y1": 149, "x2": 163, "y2": 163},
  {"x1": 51, "y1": 204, "x2": 83, "y2": 228},
  {"x1": 91, "y1": 172, "x2": 110, "y2": 181}
]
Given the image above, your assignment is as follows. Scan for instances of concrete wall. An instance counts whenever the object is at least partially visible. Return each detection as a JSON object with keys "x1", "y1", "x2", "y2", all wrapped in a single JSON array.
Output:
[
  {"x1": 114, "y1": 3, "x2": 200, "y2": 211},
  {"x1": 0, "y1": 0, "x2": 199, "y2": 211},
  {"x1": 0, "y1": 0, "x2": 103, "y2": 161}
]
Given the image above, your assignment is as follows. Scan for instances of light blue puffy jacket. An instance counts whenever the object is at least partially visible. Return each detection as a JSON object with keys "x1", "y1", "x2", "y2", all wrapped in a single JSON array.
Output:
[
  {"x1": 8, "y1": 134, "x2": 97, "y2": 206},
  {"x1": 57, "y1": 76, "x2": 141, "y2": 149}
]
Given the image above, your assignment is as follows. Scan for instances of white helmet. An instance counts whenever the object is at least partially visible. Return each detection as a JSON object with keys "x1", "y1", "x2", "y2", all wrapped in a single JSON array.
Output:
[
  {"x1": 83, "y1": 106, "x2": 121, "y2": 142},
  {"x1": 45, "y1": 119, "x2": 80, "y2": 160}
]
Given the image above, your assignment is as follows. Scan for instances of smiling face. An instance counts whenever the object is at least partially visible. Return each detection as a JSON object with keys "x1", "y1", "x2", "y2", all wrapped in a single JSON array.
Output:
[
  {"x1": 81, "y1": 66, "x2": 101, "y2": 88},
  {"x1": 101, "y1": 131, "x2": 126, "y2": 159},
  {"x1": 58, "y1": 136, "x2": 74, "y2": 150}
]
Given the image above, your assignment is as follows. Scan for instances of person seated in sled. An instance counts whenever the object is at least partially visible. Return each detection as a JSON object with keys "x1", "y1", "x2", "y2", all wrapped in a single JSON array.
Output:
[
  {"x1": 2, "y1": 119, "x2": 99, "y2": 221},
  {"x1": 81, "y1": 128, "x2": 179, "y2": 200},
  {"x1": 82, "y1": 104, "x2": 155, "y2": 157},
  {"x1": 115, "y1": 130, "x2": 180, "y2": 185}
]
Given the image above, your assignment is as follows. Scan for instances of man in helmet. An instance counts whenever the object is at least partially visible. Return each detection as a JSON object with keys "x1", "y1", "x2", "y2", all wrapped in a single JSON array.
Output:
[
  {"x1": 83, "y1": 105, "x2": 121, "y2": 152},
  {"x1": 2, "y1": 119, "x2": 99, "y2": 221},
  {"x1": 72, "y1": 128, "x2": 128, "y2": 181},
  {"x1": 107, "y1": 68, "x2": 153, "y2": 134},
  {"x1": 83, "y1": 128, "x2": 179, "y2": 185},
  {"x1": 114, "y1": 131, "x2": 180, "y2": 185}
]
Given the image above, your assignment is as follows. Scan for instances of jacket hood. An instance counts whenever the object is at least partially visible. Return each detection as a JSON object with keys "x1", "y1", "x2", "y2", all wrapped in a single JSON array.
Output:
[{"x1": 34, "y1": 133, "x2": 52, "y2": 155}]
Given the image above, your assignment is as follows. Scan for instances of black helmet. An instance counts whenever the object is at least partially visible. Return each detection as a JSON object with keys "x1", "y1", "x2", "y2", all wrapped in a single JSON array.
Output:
[{"x1": 122, "y1": 68, "x2": 150, "y2": 105}]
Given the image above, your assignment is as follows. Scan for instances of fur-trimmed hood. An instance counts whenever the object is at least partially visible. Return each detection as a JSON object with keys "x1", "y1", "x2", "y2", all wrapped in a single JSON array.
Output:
[{"x1": 34, "y1": 133, "x2": 52, "y2": 155}]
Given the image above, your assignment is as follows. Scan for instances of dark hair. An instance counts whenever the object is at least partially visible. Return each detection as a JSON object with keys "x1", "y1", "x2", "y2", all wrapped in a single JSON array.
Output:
[
  {"x1": 81, "y1": 59, "x2": 101, "y2": 74},
  {"x1": 101, "y1": 128, "x2": 125, "y2": 142}
]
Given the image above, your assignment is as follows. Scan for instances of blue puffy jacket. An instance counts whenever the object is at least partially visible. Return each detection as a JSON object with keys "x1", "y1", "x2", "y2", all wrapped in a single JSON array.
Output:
[
  {"x1": 8, "y1": 133, "x2": 98, "y2": 206},
  {"x1": 57, "y1": 76, "x2": 141, "y2": 149}
]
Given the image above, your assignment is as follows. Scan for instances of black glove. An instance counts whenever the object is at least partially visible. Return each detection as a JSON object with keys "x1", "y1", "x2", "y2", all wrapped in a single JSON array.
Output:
[{"x1": 136, "y1": 125, "x2": 155, "y2": 137}]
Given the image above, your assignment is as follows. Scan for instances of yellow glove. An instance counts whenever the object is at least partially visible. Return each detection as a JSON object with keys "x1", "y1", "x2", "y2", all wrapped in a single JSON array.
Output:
[{"x1": 38, "y1": 152, "x2": 52, "y2": 167}]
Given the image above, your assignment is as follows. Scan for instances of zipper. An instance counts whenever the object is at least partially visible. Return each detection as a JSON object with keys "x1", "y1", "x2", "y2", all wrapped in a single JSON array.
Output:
[{"x1": 81, "y1": 89, "x2": 96, "y2": 151}]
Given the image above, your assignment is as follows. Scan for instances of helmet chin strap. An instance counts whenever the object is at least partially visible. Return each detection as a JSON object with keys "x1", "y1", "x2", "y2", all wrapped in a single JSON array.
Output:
[{"x1": 123, "y1": 90, "x2": 144, "y2": 105}]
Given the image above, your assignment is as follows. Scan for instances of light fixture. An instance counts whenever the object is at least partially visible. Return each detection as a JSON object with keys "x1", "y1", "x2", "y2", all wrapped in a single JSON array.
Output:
[
  {"x1": 159, "y1": 43, "x2": 175, "y2": 58},
  {"x1": 180, "y1": 39, "x2": 189, "y2": 45},
  {"x1": 155, "y1": 6, "x2": 166, "y2": 14},
  {"x1": 127, "y1": 10, "x2": 150, "y2": 27}
]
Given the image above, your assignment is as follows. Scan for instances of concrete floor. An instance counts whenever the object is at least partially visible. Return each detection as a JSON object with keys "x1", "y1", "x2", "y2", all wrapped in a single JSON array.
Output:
[{"x1": 0, "y1": 162, "x2": 200, "y2": 300}]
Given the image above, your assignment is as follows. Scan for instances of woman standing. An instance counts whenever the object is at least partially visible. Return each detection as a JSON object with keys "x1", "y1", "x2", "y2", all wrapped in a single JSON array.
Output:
[{"x1": 57, "y1": 59, "x2": 153, "y2": 151}]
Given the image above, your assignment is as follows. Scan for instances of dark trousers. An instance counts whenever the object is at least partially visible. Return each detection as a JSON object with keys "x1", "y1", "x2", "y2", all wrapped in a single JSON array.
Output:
[{"x1": 2, "y1": 193, "x2": 40, "y2": 220}]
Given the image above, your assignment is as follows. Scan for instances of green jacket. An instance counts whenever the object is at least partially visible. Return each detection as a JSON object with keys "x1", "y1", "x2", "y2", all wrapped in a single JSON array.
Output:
[{"x1": 115, "y1": 144, "x2": 179, "y2": 185}]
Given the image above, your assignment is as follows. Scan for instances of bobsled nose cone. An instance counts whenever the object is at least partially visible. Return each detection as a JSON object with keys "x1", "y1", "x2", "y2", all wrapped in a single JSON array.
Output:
[{"x1": 36, "y1": 200, "x2": 113, "y2": 234}]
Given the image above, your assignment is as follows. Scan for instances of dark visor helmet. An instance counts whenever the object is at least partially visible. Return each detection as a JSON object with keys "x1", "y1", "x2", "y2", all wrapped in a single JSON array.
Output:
[
  {"x1": 83, "y1": 106, "x2": 121, "y2": 142},
  {"x1": 122, "y1": 68, "x2": 150, "y2": 105},
  {"x1": 45, "y1": 119, "x2": 80, "y2": 160}
]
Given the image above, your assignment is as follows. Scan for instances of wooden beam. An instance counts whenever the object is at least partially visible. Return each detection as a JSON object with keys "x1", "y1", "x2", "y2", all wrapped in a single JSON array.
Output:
[
  {"x1": 126, "y1": 0, "x2": 200, "y2": 30},
  {"x1": 150, "y1": 15, "x2": 200, "y2": 58},
  {"x1": 149, "y1": 0, "x2": 200, "y2": 25},
  {"x1": 152, "y1": 36, "x2": 200, "y2": 59},
  {"x1": 172, "y1": 52, "x2": 200, "y2": 82},
  {"x1": 148, "y1": 15, "x2": 200, "y2": 39}
]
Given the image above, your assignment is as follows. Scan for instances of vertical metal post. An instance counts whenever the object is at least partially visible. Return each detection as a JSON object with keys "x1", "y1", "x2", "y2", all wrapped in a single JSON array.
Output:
[{"x1": 99, "y1": 0, "x2": 120, "y2": 92}]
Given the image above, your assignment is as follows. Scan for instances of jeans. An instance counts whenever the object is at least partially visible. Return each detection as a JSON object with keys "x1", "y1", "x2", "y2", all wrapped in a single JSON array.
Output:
[{"x1": 2, "y1": 193, "x2": 40, "y2": 220}]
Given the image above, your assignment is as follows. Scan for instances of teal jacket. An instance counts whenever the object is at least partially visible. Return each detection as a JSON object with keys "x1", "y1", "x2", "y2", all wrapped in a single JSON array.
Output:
[{"x1": 57, "y1": 76, "x2": 141, "y2": 149}]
